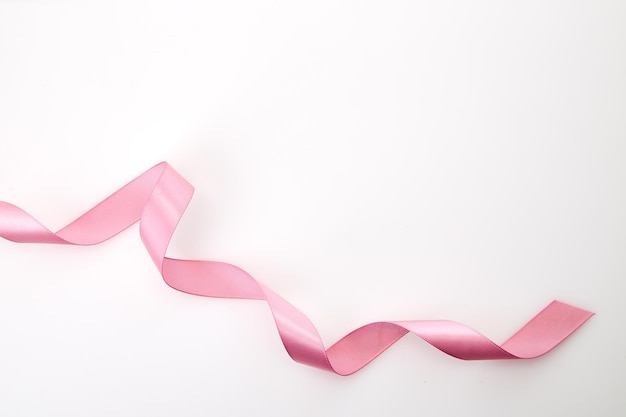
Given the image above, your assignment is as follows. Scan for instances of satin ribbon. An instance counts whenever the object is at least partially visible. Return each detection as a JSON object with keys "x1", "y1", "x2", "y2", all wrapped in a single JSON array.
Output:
[{"x1": 0, "y1": 162, "x2": 593, "y2": 375}]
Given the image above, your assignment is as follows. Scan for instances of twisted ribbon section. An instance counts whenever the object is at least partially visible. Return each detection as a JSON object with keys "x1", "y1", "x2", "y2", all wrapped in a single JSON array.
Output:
[{"x1": 0, "y1": 162, "x2": 593, "y2": 375}]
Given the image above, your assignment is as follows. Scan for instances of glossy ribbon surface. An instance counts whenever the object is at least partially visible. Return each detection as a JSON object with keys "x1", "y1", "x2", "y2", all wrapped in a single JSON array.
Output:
[{"x1": 0, "y1": 162, "x2": 593, "y2": 375}]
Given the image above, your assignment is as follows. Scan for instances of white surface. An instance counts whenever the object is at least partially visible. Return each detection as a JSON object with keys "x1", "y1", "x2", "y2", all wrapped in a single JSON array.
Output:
[{"x1": 0, "y1": 1, "x2": 624, "y2": 416}]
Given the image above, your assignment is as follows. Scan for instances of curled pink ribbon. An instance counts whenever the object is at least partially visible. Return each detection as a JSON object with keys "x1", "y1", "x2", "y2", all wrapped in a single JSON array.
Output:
[{"x1": 0, "y1": 162, "x2": 593, "y2": 375}]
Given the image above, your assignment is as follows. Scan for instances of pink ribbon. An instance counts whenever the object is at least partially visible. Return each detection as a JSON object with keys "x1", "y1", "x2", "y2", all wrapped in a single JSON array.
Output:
[{"x1": 0, "y1": 162, "x2": 593, "y2": 375}]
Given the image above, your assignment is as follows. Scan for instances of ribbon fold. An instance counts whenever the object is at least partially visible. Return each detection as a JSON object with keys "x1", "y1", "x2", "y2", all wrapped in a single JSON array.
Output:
[{"x1": 0, "y1": 162, "x2": 593, "y2": 375}]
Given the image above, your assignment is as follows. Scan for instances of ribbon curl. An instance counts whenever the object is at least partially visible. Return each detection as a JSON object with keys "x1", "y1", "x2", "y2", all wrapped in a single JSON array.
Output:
[{"x1": 0, "y1": 162, "x2": 593, "y2": 375}]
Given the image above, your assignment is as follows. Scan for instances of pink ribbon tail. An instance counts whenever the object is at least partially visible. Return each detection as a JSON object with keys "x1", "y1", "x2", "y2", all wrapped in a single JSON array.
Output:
[{"x1": 0, "y1": 162, "x2": 594, "y2": 375}]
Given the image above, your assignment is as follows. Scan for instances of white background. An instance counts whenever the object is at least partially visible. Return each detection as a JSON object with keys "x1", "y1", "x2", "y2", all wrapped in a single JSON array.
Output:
[{"x1": 0, "y1": 1, "x2": 624, "y2": 416}]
